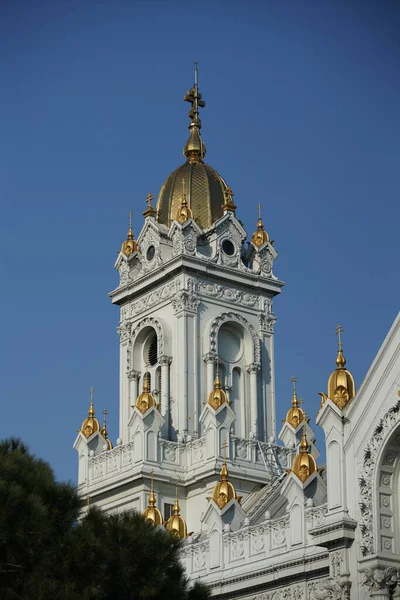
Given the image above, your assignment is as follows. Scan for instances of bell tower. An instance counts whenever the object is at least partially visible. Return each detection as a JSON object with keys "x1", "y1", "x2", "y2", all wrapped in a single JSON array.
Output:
[{"x1": 75, "y1": 67, "x2": 288, "y2": 534}]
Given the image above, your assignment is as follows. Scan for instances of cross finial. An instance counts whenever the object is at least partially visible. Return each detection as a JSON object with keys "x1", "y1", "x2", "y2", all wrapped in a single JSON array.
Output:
[
  {"x1": 128, "y1": 211, "x2": 133, "y2": 228},
  {"x1": 336, "y1": 324, "x2": 344, "y2": 350},
  {"x1": 184, "y1": 62, "x2": 205, "y2": 127},
  {"x1": 258, "y1": 202, "x2": 262, "y2": 220},
  {"x1": 89, "y1": 386, "x2": 94, "y2": 403},
  {"x1": 302, "y1": 408, "x2": 308, "y2": 432},
  {"x1": 102, "y1": 408, "x2": 108, "y2": 427},
  {"x1": 299, "y1": 398, "x2": 304, "y2": 409},
  {"x1": 194, "y1": 61, "x2": 199, "y2": 87},
  {"x1": 150, "y1": 469, "x2": 154, "y2": 493},
  {"x1": 146, "y1": 193, "x2": 154, "y2": 208},
  {"x1": 290, "y1": 375, "x2": 297, "y2": 393}
]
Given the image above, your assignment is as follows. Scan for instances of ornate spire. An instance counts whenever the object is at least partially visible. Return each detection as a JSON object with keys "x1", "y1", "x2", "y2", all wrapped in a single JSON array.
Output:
[
  {"x1": 176, "y1": 180, "x2": 193, "y2": 224},
  {"x1": 291, "y1": 412, "x2": 317, "y2": 483},
  {"x1": 284, "y1": 375, "x2": 305, "y2": 428},
  {"x1": 207, "y1": 359, "x2": 228, "y2": 410},
  {"x1": 142, "y1": 193, "x2": 157, "y2": 218},
  {"x1": 134, "y1": 371, "x2": 157, "y2": 414},
  {"x1": 120, "y1": 211, "x2": 138, "y2": 256},
  {"x1": 183, "y1": 62, "x2": 206, "y2": 163},
  {"x1": 210, "y1": 442, "x2": 242, "y2": 509},
  {"x1": 222, "y1": 186, "x2": 237, "y2": 213},
  {"x1": 251, "y1": 203, "x2": 270, "y2": 247},
  {"x1": 80, "y1": 387, "x2": 101, "y2": 439},
  {"x1": 100, "y1": 408, "x2": 113, "y2": 450},
  {"x1": 164, "y1": 481, "x2": 188, "y2": 538},
  {"x1": 143, "y1": 470, "x2": 163, "y2": 526},
  {"x1": 318, "y1": 324, "x2": 356, "y2": 411}
]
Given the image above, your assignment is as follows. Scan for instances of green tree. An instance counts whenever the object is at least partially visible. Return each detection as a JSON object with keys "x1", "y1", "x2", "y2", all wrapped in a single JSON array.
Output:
[{"x1": 0, "y1": 439, "x2": 210, "y2": 600}]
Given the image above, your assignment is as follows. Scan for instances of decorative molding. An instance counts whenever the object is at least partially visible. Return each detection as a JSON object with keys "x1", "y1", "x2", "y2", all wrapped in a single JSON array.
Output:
[
  {"x1": 127, "y1": 280, "x2": 179, "y2": 318},
  {"x1": 362, "y1": 567, "x2": 397, "y2": 594},
  {"x1": 172, "y1": 290, "x2": 200, "y2": 314},
  {"x1": 158, "y1": 355, "x2": 173, "y2": 367},
  {"x1": 358, "y1": 396, "x2": 400, "y2": 556},
  {"x1": 117, "y1": 320, "x2": 132, "y2": 342},
  {"x1": 210, "y1": 312, "x2": 261, "y2": 363}
]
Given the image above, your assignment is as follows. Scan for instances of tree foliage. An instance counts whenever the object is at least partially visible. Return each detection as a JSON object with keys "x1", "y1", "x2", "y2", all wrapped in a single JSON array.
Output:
[{"x1": 0, "y1": 438, "x2": 210, "y2": 600}]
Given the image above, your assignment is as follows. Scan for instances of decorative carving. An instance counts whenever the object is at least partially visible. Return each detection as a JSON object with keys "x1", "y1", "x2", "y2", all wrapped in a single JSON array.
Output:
[
  {"x1": 128, "y1": 280, "x2": 178, "y2": 317},
  {"x1": 172, "y1": 290, "x2": 200, "y2": 314},
  {"x1": 247, "y1": 362, "x2": 261, "y2": 374},
  {"x1": 127, "y1": 369, "x2": 141, "y2": 381},
  {"x1": 310, "y1": 577, "x2": 351, "y2": 600},
  {"x1": 359, "y1": 397, "x2": 400, "y2": 556},
  {"x1": 117, "y1": 320, "x2": 131, "y2": 342},
  {"x1": 158, "y1": 355, "x2": 173, "y2": 367},
  {"x1": 210, "y1": 312, "x2": 261, "y2": 363},
  {"x1": 363, "y1": 568, "x2": 397, "y2": 594}
]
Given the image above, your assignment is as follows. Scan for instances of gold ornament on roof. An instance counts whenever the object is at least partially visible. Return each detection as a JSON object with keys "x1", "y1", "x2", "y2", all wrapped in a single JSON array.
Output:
[
  {"x1": 284, "y1": 376, "x2": 305, "y2": 428},
  {"x1": 164, "y1": 482, "x2": 187, "y2": 538},
  {"x1": 80, "y1": 387, "x2": 101, "y2": 439},
  {"x1": 176, "y1": 181, "x2": 193, "y2": 224},
  {"x1": 207, "y1": 361, "x2": 228, "y2": 410},
  {"x1": 183, "y1": 61, "x2": 206, "y2": 164},
  {"x1": 120, "y1": 211, "x2": 138, "y2": 256},
  {"x1": 134, "y1": 371, "x2": 157, "y2": 414},
  {"x1": 222, "y1": 187, "x2": 237, "y2": 213},
  {"x1": 318, "y1": 324, "x2": 356, "y2": 411},
  {"x1": 251, "y1": 203, "x2": 270, "y2": 247},
  {"x1": 143, "y1": 470, "x2": 163, "y2": 526},
  {"x1": 100, "y1": 408, "x2": 113, "y2": 450},
  {"x1": 291, "y1": 413, "x2": 317, "y2": 483},
  {"x1": 142, "y1": 192, "x2": 157, "y2": 218},
  {"x1": 209, "y1": 442, "x2": 242, "y2": 509}
]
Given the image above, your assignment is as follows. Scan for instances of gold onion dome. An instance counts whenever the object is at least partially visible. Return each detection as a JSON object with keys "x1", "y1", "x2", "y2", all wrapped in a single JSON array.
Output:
[
  {"x1": 156, "y1": 64, "x2": 230, "y2": 229},
  {"x1": 285, "y1": 376, "x2": 305, "y2": 429},
  {"x1": 121, "y1": 212, "x2": 138, "y2": 256},
  {"x1": 251, "y1": 203, "x2": 270, "y2": 247},
  {"x1": 134, "y1": 371, "x2": 157, "y2": 414},
  {"x1": 80, "y1": 387, "x2": 101, "y2": 439},
  {"x1": 208, "y1": 368, "x2": 228, "y2": 410},
  {"x1": 319, "y1": 325, "x2": 356, "y2": 411},
  {"x1": 291, "y1": 428, "x2": 317, "y2": 483},
  {"x1": 210, "y1": 449, "x2": 242, "y2": 509},
  {"x1": 164, "y1": 485, "x2": 187, "y2": 538},
  {"x1": 143, "y1": 472, "x2": 163, "y2": 526}
]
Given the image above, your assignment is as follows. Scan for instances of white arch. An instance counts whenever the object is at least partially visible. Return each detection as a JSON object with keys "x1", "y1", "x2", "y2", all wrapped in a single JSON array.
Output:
[{"x1": 209, "y1": 312, "x2": 260, "y2": 364}]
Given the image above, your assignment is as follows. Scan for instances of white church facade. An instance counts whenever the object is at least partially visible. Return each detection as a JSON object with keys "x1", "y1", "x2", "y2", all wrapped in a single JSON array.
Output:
[{"x1": 74, "y1": 71, "x2": 400, "y2": 599}]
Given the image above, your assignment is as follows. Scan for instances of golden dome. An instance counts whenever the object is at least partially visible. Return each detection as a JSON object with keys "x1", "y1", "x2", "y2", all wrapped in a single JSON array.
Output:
[
  {"x1": 134, "y1": 371, "x2": 157, "y2": 414},
  {"x1": 164, "y1": 486, "x2": 187, "y2": 538},
  {"x1": 210, "y1": 458, "x2": 242, "y2": 509},
  {"x1": 156, "y1": 66, "x2": 230, "y2": 230},
  {"x1": 121, "y1": 212, "x2": 138, "y2": 256},
  {"x1": 143, "y1": 471, "x2": 163, "y2": 526},
  {"x1": 208, "y1": 369, "x2": 228, "y2": 410},
  {"x1": 319, "y1": 325, "x2": 356, "y2": 411},
  {"x1": 285, "y1": 382, "x2": 305, "y2": 429},
  {"x1": 291, "y1": 430, "x2": 317, "y2": 483},
  {"x1": 80, "y1": 387, "x2": 101, "y2": 439},
  {"x1": 251, "y1": 203, "x2": 270, "y2": 247}
]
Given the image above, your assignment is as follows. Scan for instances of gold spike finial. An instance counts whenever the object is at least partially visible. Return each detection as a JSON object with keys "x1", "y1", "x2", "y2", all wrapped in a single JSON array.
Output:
[
  {"x1": 79, "y1": 387, "x2": 101, "y2": 439},
  {"x1": 164, "y1": 480, "x2": 187, "y2": 538},
  {"x1": 291, "y1": 408, "x2": 317, "y2": 483},
  {"x1": 176, "y1": 179, "x2": 193, "y2": 223},
  {"x1": 210, "y1": 440, "x2": 241, "y2": 508},
  {"x1": 207, "y1": 357, "x2": 227, "y2": 409},
  {"x1": 143, "y1": 192, "x2": 157, "y2": 218},
  {"x1": 120, "y1": 211, "x2": 138, "y2": 256},
  {"x1": 251, "y1": 203, "x2": 270, "y2": 247},
  {"x1": 100, "y1": 408, "x2": 113, "y2": 450},
  {"x1": 134, "y1": 370, "x2": 156, "y2": 414},
  {"x1": 89, "y1": 386, "x2": 95, "y2": 416},
  {"x1": 143, "y1": 469, "x2": 163, "y2": 526},
  {"x1": 284, "y1": 376, "x2": 304, "y2": 428}
]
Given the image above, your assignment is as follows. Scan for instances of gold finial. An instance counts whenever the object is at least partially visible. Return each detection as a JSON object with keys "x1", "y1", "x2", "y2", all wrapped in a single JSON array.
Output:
[
  {"x1": 134, "y1": 371, "x2": 157, "y2": 414},
  {"x1": 176, "y1": 179, "x2": 193, "y2": 224},
  {"x1": 143, "y1": 192, "x2": 157, "y2": 218},
  {"x1": 319, "y1": 324, "x2": 356, "y2": 412},
  {"x1": 291, "y1": 409, "x2": 317, "y2": 483},
  {"x1": 143, "y1": 470, "x2": 163, "y2": 526},
  {"x1": 207, "y1": 358, "x2": 228, "y2": 410},
  {"x1": 183, "y1": 62, "x2": 206, "y2": 163},
  {"x1": 100, "y1": 408, "x2": 112, "y2": 450},
  {"x1": 251, "y1": 202, "x2": 270, "y2": 247},
  {"x1": 222, "y1": 186, "x2": 237, "y2": 213},
  {"x1": 120, "y1": 211, "x2": 138, "y2": 256},
  {"x1": 80, "y1": 387, "x2": 101, "y2": 439},
  {"x1": 164, "y1": 480, "x2": 187, "y2": 538},
  {"x1": 210, "y1": 440, "x2": 241, "y2": 508},
  {"x1": 284, "y1": 376, "x2": 304, "y2": 428}
]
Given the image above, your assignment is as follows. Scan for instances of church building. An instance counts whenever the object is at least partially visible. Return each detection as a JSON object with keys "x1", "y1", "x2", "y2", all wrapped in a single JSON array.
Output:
[{"x1": 74, "y1": 69, "x2": 400, "y2": 599}]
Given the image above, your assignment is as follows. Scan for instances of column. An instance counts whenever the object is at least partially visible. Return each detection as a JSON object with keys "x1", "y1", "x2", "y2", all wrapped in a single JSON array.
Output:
[
  {"x1": 159, "y1": 355, "x2": 172, "y2": 434},
  {"x1": 363, "y1": 568, "x2": 397, "y2": 600},
  {"x1": 247, "y1": 362, "x2": 260, "y2": 438},
  {"x1": 204, "y1": 352, "x2": 216, "y2": 395}
]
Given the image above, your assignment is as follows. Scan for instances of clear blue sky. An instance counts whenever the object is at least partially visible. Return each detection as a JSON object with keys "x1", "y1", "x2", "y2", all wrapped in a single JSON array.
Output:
[{"x1": 1, "y1": 0, "x2": 399, "y2": 482}]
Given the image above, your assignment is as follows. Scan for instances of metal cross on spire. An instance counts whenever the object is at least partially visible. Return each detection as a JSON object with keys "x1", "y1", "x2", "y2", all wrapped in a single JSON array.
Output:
[
  {"x1": 222, "y1": 440, "x2": 228, "y2": 462},
  {"x1": 290, "y1": 375, "x2": 297, "y2": 393},
  {"x1": 336, "y1": 324, "x2": 344, "y2": 350},
  {"x1": 184, "y1": 61, "x2": 206, "y2": 127},
  {"x1": 258, "y1": 202, "x2": 262, "y2": 220},
  {"x1": 102, "y1": 408, "x2": 108, "y2": 428},
  {"x1": 90, "y1": 386, "x2": 94, "y2": 403}
]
